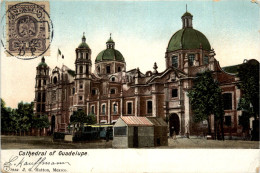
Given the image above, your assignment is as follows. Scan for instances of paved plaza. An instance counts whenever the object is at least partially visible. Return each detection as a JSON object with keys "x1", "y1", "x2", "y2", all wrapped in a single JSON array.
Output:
[{"x1": 1, "y1": 135, "x2": 259, "y2": 149}]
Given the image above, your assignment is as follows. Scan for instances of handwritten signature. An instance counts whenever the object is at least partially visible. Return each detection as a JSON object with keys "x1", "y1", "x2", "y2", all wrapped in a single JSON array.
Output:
[{"x1": 3, "y1": 155, "x2": 71, "y2": 172}]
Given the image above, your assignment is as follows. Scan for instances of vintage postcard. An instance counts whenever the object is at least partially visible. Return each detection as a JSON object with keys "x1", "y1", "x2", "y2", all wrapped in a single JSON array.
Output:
[{"x1": 1, "y1": 0, "x2": 259, "y2": 173}]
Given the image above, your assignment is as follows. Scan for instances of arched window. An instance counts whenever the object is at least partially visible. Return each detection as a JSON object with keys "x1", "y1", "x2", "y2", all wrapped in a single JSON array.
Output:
[
  {"x1": 86, "y1": 65, "x2": 89, "y2": 75},
  {"x1": 80, "y1": 53, "x2": 83, "y2": 59},
  {"x1": 172, "y1": 56, "x2": 178, "y2": 68},
  {"x1": 172, "y1": 89, "x2": 178, "y2": 98},
  {"x1": 53, "y1": 77, "x2": 57, "y2": 84},
  {"x1": 42, "y1": 93, "x2": 46, "y2": 102},
  {"x1": 147, "y1": 100, "x2": 152, "y2": 114},
  {"x1": 111, "y1": 77, "x2": 115, "y2": 82},
  {"x1": 113, "y1": 103, "x2": 117, "y2": 114},
  {"x1": 79, "y1": 66, "x2": 83, "y2": 74},
  {"x1": 91, "y1": 105, "x2": 95, "y2": 114},
  {"x1": 102, "y1": 104, "x2": 106, "y2": 114},
  {"x1": 118, "y1": 67, "x2": 121, "y2": 72},
  {"x1": 203, "y1": 56, "x2": 209, "y2": 65},
  {"x1": 38, "y1": 79, "x2": 41, "y2": 87},
  {"x1": 37, "y1": 92, "x2": 41, "y2": 102},
  {"x1": 188, "y1": 54, "x2": 195, "y2": 66},
  {"x1": 106, "y1": 66, "x2": 111, "y2": 74},
  {"x1": 127, "y1": 102, "x2": 132, "y2": 115},
  {"x1": 86, "y1": 53, "x2": 88, "y2": 59},
  {"x1": 223, "y1": 93, "x2": 232, "y2": 110}
]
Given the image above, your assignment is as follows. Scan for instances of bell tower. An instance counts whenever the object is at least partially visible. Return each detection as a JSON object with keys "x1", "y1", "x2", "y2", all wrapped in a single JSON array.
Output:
[
  {"x1": 74, "y1": 33, "x2": 92, "y2": 110},
  {"x1": 34, "y1": 57, "x2": 49, "y2": 117}
]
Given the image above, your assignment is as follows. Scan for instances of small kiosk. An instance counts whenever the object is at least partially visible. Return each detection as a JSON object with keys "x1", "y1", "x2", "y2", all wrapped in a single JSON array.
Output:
[{"x1": 113, "y1": 116, "x2": 168, "y2": 148}]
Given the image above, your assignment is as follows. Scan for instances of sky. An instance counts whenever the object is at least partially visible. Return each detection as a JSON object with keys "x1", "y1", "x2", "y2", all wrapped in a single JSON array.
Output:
[{"x1": 0, "y1": 0, "x2": 259, "y2": 108}]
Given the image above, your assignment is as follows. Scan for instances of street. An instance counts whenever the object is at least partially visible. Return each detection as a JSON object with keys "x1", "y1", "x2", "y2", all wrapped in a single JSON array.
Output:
[{"x1": 1, "y1": 135, "x2": 259, "y2": 149}]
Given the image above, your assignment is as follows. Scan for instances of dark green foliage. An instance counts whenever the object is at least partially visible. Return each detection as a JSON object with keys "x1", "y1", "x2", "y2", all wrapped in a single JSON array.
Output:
[
  {"x1": 1, "y1": 98, "x2": 50, "y2": 135},
  {"x1": 1, "y1": 98, "x2": 13, "y2": 132},
  {"x1": 188, "y1": 71, "x2": 224, "y2": 122},
  {"x1": 70, "y1": 110, "x2": 96, "y2": 125},
  {"x1": 32, "y1": 115, "x2": 50, "y2": 129},
  {"x1": 237, "y1": 60, "x2": 259, "y2": 119},
  {"x1": 188, "y1": 71, "x2": 224, "y2": 138}
]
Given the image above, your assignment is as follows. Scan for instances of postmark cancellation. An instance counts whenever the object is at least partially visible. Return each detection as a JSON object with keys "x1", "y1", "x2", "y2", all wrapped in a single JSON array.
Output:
[{"x1": 4, "y1": 1, "x2": 52, "y2": 59}]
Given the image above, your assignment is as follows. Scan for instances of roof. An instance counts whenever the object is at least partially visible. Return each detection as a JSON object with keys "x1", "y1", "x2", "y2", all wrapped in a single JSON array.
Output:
[
  {"x1": 182, "y1": 12, "x2": 193, "y2": 17},
  {"x1": 38, "y1": 57, "x2": 48, "y2": 67},
  {"x1": 78, "y1": 42, "x2": 90, "y2": 49},
  {"x1": 222, "y1": 65, "x2": 240, "y2": 74},
  {"x1": 121, "y1": 116, "x2": 153, "y2": 126},
  {"x1": 167, "y1": 28, "x2": 211, "y2": 52},
  {"x1": 147, "y1": 117, "x2": 168, "y2": 127},
  {"x1": 106, "y1": 37, "x2": 114, "y2": 43},
  {"x1": 95, "y1": 48, "x2": 125, "y2": 63}
]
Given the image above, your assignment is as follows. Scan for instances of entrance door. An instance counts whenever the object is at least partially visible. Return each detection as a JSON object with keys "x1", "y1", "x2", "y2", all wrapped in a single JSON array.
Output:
[
  {"x1": 169, "y1": 114, "x2": 180, "y2": 136},
  {"x1": 51, "y1": 115, "x2": 55, "y2": 134},
  {"x1": 133, "y1": 126, "x2": 138, "y2": 148}
]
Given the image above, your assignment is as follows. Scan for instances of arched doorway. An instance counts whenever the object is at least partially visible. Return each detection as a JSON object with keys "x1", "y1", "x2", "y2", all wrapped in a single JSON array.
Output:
[
  {"x1": 51, "y1": 115, "x2": 55, "y2": 134},
  {"x1": 169, "y1": 114, "x2": 180, "y2": 136}
]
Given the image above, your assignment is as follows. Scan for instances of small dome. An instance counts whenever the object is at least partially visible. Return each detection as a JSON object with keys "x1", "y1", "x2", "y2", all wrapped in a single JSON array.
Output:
[
  {"x1": 96, "y1": 49, "x2": 125, "y2": 63},
  {"x1": 106, "y1": 37, "x2": 114, "y2": 43},
  {"x1": 78, "y1": 33, "x2": 90, "y2": 49},
  {"x1": 95, "y1": 35, "x2": 125, "y2": 63},
  {"x1": 78, "y1": 42, "x2": 89, "y2": 49},
  {"x1": 167, "y1": 28, "x2": 211, "y2": 52},
  {"x1": 38, "y1": 57, "x2": 48, "y2": 67},
  {"x1": 182, "y1": 12, "x2": 193, "y2": 17}
]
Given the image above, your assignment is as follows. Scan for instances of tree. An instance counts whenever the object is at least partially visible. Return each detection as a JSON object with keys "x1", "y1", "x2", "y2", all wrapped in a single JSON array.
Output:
[
  {"x1": 86, "y1": 113, "x2": 97, "y2": 125},
  {"x1": 237, "y1": 59, "x2": 259, "y2": 140},
  {"x1": 237, "y1": 60, "x2": 259, "y2": 119},
  {"x1": 188, "y1": 71, "x2": 225, "y2": 139},
  {"x1": 15, "y1": 102, "x2": 34, "y2": 135},
  {"x1": 70, "y1": 110, "x2": 97, "y2": 132},
  {"x1": 32, "y1": 115, "x2": 50, "y2": 135},
  {"x1": 1, "y1": 98, "x2": 14, "y2": 133}
]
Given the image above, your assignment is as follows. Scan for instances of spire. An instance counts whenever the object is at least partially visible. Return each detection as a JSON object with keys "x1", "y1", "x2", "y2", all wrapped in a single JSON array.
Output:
[
  {"x1": 153, "y1": 62, "x2": 158, "y2": 74},
  {"x1": 186, "y1": 4, "x2": 187, "y2": 12},
  {"x1": 41, "y1": 56, "x2": 45, "y2": 62},
  {"x1": 82, "y1": 32, "x2": 86, "y2": 43}
]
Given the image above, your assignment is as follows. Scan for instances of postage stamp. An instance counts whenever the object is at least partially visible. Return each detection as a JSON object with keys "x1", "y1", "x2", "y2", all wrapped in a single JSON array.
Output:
[{"x1": 2, "y1": 1, "x2": 52, "y2": 59}]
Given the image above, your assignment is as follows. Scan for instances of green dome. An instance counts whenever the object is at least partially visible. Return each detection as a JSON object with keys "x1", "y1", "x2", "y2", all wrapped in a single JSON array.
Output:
[
  {"x1": 106, "y1": 37, "x2": 114, "y2": 43},
  {"x1": 96, "y1": 49, "x2": 125, "y2": 63},
  {"x1": 167, "y1": 28, "x2": 211, "y2": 52},
  {"x1": 38, "y1": 57, "x2": 48, "y2": 67},
  {"x1": 38, "y1": 62, "x2": 47, "y2": 67},
  {"x1": 78, "y1": 42, "x2": 89, "y2": 49},
  {"x1": 182, "y1": 12, "x2": 193, "y2": 17},
  {"x1": 78, "y1": 33, "x2": 90, "y2": 49}
]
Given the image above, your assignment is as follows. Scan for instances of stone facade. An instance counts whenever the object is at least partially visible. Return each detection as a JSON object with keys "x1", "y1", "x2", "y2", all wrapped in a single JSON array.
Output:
[{"x1": 34, "y1": 11, "x2": 244, "y2": 137}]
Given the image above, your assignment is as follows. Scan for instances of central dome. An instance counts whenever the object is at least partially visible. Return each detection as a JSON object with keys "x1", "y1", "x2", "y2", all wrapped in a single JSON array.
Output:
[
  {"x1": 95, "y1": 36, "x2": 125, "y2": 63},
  {"x1": 167, "y1": 28, "x2": 211, "y2": 52},
  {"x1": 167, "y1": 11, "x2": 211, "y2": 52},
  {"x1": 96, "y1": 49, "x2": 125, "y2": 63}
]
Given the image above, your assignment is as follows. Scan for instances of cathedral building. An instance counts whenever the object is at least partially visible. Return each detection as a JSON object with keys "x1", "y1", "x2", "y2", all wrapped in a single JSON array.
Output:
[{"x1": 34, "y1": 11, "x2": 244, "y2": 136}]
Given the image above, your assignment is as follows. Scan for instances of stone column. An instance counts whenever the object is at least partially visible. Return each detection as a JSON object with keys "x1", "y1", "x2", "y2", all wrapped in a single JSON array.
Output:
[
  {"x1": 108, "y1": 99, "x2": 111, "y2": 123},
  {"x1": 184, "y1": 91, "x2": 190, "y2": 135},
  {"x1": 152, "y1": 84, "x2": 157, "y2": 117}
]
